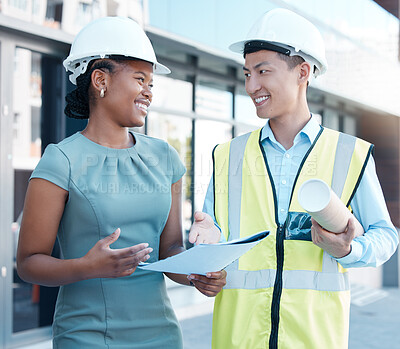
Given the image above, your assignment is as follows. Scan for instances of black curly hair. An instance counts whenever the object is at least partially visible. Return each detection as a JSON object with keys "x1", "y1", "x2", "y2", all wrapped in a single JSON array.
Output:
[{"x1": 64, "y1": 56, "x2": 140, "y2": 119}]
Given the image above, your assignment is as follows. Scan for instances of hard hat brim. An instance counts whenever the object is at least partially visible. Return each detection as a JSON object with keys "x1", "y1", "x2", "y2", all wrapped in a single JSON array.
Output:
[
  {"x1": 63, "y1": 55, "x2": 171, "y2": 85},
  {"x1": 63, "y1": 54, "x2": 171, "y2": 75},
  {"x1": 229, "y1": 39, "x2": 328, "y2": 76},
  {"x1": 229, "y1": 40, "x2": 249, "y2": 54},
  {"x1": 154, "y1": 61, "x2": 171, "y2": 74},
  {"x1": 229, "y1": 39, "x2": 292, "y2": 55}
]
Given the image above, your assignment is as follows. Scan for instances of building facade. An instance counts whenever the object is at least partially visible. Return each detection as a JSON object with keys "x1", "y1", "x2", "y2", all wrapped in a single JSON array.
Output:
[{"x1": 0, "y1": 0, "x2": 399, "y2": 347}]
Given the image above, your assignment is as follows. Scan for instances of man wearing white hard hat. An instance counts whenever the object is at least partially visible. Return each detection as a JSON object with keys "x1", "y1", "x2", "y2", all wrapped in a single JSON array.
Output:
[
  {"x1": 17, "y1": 16, "x2": 226, "y2": 348},
  {"x1": 199, "y1": 8, "x2": 398, "y2": 349}
]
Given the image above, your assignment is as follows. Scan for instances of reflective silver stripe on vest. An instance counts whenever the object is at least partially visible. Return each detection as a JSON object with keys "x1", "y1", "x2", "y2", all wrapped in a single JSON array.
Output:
[
  {"x1": 322, "y1": 251, "x2": 339, "y2": 273},
  {"x1": 225, "y1": 268, "x2": 349, "y2": 292},
  {"x1": 224, "y1": 267, "x2": 276, "y2": 289},
  {"x1": 228, "y1": 132, "x2": 251, "y2": 242},
  {"x1": 331, "y1": 132, "x2": 356, "y2": 198},
  {"x1": 227, "y1": 133, "x2": 252, "y2": 271},
  {"x1": 283, "y1": 270, "x2": 349, "y2": 291},
  {"x1": 322, "y1": 133, "x2": 357, "y2": 273}
]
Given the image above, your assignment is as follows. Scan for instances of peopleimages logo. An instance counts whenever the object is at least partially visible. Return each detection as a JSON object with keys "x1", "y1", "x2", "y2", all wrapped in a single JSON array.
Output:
[
  {"x1": 80, "y1": 153, "x2": 167, "y2": 176},
  {"x1": 77, "y1": 151, "x2": 320, "y2": 195},
  {"x1": 80, "y1": 182, "x2": 170, "y2": 195}
]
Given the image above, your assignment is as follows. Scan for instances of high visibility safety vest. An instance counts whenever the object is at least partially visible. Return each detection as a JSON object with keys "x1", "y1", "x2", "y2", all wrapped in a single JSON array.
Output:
[{"x1": 212, "y1": 126, "x2": 373, "y2": 349}]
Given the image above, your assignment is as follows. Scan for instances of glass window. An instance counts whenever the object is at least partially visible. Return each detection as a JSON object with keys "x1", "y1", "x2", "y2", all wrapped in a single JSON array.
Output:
[
  {"x1": 151, "y1": 75, "x2": 193, "y2": 113},
  {"x1": 309, "y1": 103, "x2": 323, "y2": 125},
  {"x1": 234, "y1": 124, "x2": 259, "y2": 137},
  {"x1": 146, "y1": 113, "x2": 193, "y2": 234},
  {"x1": 9, "y1": 0, "x2": 28, "y2": 11},
  {"x1": 32, "y1": 0, "x2": 41, "y2": 15},
  {"x1": 12, "y1": 47, "x2": 54, "y2": 333},
  {"x1": 194, "y1": 120, "x2": 232, "y2": 212},
  {"x1": 198, "y1": 56, "x2": 231, "y2": 76},
  {"x1": 322, "y1": 109, "x2": 339, "y2": 131},
  {"x1": 196, "y1": 83, "x2": 232, "y2": 120},
  {"x1": 45, "y1": 0, "x2": 63, "y2": 27},
  {"x1": 343, "y1": 115, "x2": 357, "y2": 136},
  {"x1": 75, "y1": 0, "x2": 103, "y2": 29},
  {"x1": 235, "y1": 91, "x2": 266, "y2": 127},
  {"x1": 152, "y1": 45, "x2": 189, "y2": 65},
  {"x1": 310, "y1": 112, "x2": 322, "y2": 125},
  {"x1": 13, "y1": 47, "x2": 42, "y2": 171}
]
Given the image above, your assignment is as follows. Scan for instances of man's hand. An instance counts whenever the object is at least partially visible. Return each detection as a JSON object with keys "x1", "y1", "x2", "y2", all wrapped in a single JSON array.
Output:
[
  {"x1": 188, "y1": 270, "x2": 227, "y2": 297},
  {"x1": 188, "y1": 211, "x2": 221, "y2": 245},
  {"x1": 311, "y1": 217, "x2": 357, "y2": 258}
]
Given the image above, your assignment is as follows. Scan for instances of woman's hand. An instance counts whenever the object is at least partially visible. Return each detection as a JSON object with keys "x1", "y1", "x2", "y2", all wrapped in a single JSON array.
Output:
[
  {"x1": 82, "y1": 228, "x2": 153, "y2": 279},
  {"x1": 188, "y1": 211, "x2": 221, "y2": 245},
  {"x1": 187, "y1": 270, "x2": 227, "y2": 297}
]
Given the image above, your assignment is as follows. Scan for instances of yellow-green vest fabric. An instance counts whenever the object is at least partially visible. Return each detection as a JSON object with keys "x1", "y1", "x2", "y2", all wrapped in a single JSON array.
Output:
[{"x1": 212, "y1": 126, "x2": 373, "y2": 349}]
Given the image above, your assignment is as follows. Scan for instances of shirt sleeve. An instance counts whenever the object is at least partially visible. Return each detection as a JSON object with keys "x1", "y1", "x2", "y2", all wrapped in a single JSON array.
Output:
[
  {"x1": 203, "y1": 174, "x2": 225, "y2": 242},
  {"x1": 30, "y1": 144, "x2": 70, "y2": 191},
  {"x1": 335, "y1": 156, "x2": 399, "y2": 268},
  {"x1": 168, "y1": 144, "x2": 186, "y2": 184}
]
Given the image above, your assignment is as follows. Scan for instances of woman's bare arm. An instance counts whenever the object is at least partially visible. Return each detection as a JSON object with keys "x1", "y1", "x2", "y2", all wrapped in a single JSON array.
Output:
[{"x1": 17, "y1": 178, "x2": 151, "y2": 287}]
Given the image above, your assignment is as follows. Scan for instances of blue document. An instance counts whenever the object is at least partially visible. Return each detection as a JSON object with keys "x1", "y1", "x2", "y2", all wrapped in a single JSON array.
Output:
[{"x1": 138, "y1": 231, "x2": 269, "y2": 275}]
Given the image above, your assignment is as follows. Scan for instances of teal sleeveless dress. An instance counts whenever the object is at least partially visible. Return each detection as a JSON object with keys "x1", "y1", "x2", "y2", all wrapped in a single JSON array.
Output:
[{"x1": 30, "y1": 132, "x2": 186, "y2": 349}]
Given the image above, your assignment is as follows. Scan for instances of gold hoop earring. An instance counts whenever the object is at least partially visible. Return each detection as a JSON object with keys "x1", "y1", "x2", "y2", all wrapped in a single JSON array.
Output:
[{"x1": 100, "y1": 88, "x2": 105, "y2": 98}]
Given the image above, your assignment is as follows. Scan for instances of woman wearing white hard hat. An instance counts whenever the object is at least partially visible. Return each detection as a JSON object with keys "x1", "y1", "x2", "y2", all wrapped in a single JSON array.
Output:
[
  {"x1": 16, "y1": 16, "x2": 225, "y2": 348},
  {"x1": 205, "y1": 8, "x2": 398, "y2": 349}
]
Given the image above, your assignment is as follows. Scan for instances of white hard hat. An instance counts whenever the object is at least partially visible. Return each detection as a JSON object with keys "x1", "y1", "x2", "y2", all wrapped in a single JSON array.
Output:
[
  {"x1": 229, "y1": 8, "x2": 328, "y2": 77},
  {"x1": 63, "y1": 16, "x2": 170, "y2": 85}
]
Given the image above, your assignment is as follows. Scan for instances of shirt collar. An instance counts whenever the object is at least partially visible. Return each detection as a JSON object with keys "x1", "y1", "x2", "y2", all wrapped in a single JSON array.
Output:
[{"x1": 260, "y1": 115, "x2": 321, "y2": 146}]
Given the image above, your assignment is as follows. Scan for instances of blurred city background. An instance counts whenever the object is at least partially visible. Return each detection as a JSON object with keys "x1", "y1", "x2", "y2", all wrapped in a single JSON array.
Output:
[{"x1": 0, "y1": 0, "x2": 399, "y2": 348}]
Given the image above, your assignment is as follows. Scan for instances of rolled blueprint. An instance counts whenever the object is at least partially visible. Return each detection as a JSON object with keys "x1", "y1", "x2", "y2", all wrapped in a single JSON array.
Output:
[{"x1": 298, "y1": 179, "x2": 364, "y2": 236}]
